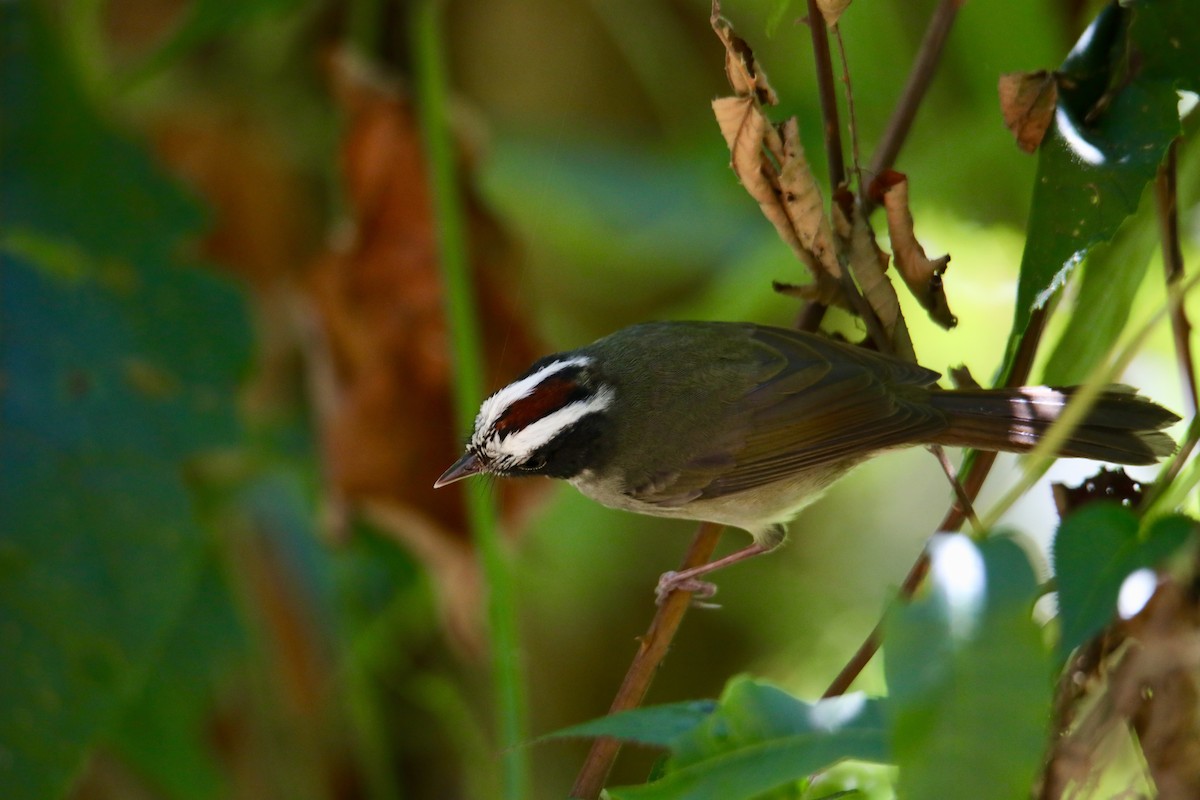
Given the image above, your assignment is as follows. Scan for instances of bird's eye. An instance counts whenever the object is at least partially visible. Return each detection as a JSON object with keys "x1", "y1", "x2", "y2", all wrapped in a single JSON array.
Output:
[{"x1": 524, "y1": 456, "x2": 547, "y2": 472}]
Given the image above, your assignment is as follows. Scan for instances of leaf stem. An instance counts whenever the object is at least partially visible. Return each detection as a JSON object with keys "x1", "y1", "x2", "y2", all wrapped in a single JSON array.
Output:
[{"x1": 411, "y1": 2, "x2": 530, "y2": 797}]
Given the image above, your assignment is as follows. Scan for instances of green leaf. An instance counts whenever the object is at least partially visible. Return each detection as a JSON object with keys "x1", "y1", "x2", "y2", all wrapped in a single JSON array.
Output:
[
  {"x1": 1053, "y1": 504, "x2": 1194, "y2": 662},
  {"x1": 608, "y1": 679, "x2": 887, "y2": 800},
  {"x1": 886, "y1": 535, "x2": 1051, "y2": 800},
  {"x1": 1001, "y1": 0, "x2": 1199, "y2": 377},
  {"x1": 0, "y1": 6, "x2": 250, "y2": 798},
  {"x1": 609, "y1": 731, "x2": 884, "y2": 800},
  {"x1": 538, "y1": 701, "x2": 717, "y2": 748},
  {"x1": 1041, "y1": 116, "x2": 1200, "y2": 385}
]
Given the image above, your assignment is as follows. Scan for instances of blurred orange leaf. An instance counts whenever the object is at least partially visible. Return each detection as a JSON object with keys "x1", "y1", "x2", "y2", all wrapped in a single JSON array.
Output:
[{"x1": 305, "y1": 53, "x2": 543, "y2": 650}]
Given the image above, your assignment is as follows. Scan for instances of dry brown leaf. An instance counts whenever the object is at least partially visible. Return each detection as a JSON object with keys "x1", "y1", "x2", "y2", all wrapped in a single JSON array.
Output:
[
  {"x1": 711, "y1": 3, "x2": 843, "y2": 293},
  {"x1": 772, "y1": 276, "x2": 846, "y2": 308},
  {"x1": 870, "y1": 169, "x2": 957, "y2": 330},
  {"x1": 833, "y1": 190, "x2": 915, "y2": 361},
  {"x1": 816, "y1": 0, "x2": 853, "y2": 27},
  {"x1": 711, "y1": 96, "x2": 807, "y2": 259},
  {"x1": 777, "y1": 118, "x2": 841, "y2": 279},
  {"x1": 998, "y1": 70, "x2": 1058, "y2": 154},
  {"x1": 711, "y1": 1, "x2": 778, "y2": 104},
  {"x1": 305, "y1": 52, "x2": 544, "y2": 653}
]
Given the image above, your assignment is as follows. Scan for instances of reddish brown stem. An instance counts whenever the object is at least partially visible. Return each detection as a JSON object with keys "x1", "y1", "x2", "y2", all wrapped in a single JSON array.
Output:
[
  {"x1": 866, "y1": 0, "x2": 962, "y2": 206},
  {"x1": 822, "y1": 450, "x2": 994, "y2": 697},
  {"x1": 806, "y1": 0, "x2": 845, "y2": 188},
  {"x1": 1156, "y1": 138, "x2": 1197, "y2": 417},
  {"x1": 823, "y1": 307, "x2": 1048, "y2": 697},
  {"x1": 569, "y1": 522, "x2": 725, "y2": 799}
]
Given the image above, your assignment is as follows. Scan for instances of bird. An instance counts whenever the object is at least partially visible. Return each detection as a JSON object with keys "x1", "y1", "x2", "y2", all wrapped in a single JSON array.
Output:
[{"x1": 435, "y1": 321, "x2": 1178, "y2": 602}]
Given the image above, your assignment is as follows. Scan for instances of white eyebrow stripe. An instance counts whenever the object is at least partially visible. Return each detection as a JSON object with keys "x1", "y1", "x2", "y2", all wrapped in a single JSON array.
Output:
[
  {"x1": 485, "y1": 387, "x2": 615, "y2": 465},
  {"x1": 474, "y1": 356, "x2": 592, "y2": 436}
]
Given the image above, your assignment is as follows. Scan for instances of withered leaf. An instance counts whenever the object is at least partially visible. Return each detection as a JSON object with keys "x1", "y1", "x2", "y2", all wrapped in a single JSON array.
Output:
[
  {"x1": 773, "y1": 276, "x2": 846, "y2": 309},
  {"x1": 711, "y1": 4, "x2": 842, "y2": 292},
  {"x1": 712, "y1": 95, "x2": 810, "y2": 262},
  {"x1": 870, "y1": 169, "x2": 957, "y2": 330},
  {"x1": 711, "y1": 1, "x2": 778, "y2": 104},
  {"x1": 998, "y1": 70, "x2": 1058, "y2": 154},
  {"x1": 833, "y1": 192, "x2": 915, "y2": 361},
  {"x1": 777, "y1": 118, "x2": 841, "y2": 279}
]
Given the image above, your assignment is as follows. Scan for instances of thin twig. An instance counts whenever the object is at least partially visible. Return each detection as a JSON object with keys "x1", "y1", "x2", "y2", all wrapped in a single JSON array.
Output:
[
  {"x1": 799, "y1": 3, "x2": 895, "y2": 350},
  {"x1": 1155, "y1": 138, "x2": 1198, "y2": 417},
  {"x1": 832, "y1": 24, "x2": 864, "y2": 195},
  {"x1": 823, "y1": 307, "x2": 1048, "y2": 697},
  {"x1": 797, "y1": 299, "x2": 829, "y2": 332},
  {"x1": 866, "y1": 0, "x2": 963, "y2": 210},
  {"x1": 793, "y1": 0, "x2": 844, "y2": 335},
  {"x1": 569, "y1": 522, "x2": 726, "y2": 800},
  {"x1": 1144, "y1": 142, "x2": 1200, "y2": 509},
  {"x1": 806, "y1": 0, "x2": 845, "y2": 188},
  {"x1": 929, "y1": 443, "x2": 982, "y2": 534}
]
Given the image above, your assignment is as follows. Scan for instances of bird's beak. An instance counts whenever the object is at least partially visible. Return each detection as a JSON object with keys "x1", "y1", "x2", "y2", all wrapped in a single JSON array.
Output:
[{"x1": 434, "y1": 452, "x2": 484, "y2": 488}]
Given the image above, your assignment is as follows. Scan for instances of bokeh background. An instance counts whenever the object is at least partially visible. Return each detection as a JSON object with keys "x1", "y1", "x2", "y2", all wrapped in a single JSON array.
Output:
[{"x1": 3, "y1": 0, "x2": 1195, "y2": 797}]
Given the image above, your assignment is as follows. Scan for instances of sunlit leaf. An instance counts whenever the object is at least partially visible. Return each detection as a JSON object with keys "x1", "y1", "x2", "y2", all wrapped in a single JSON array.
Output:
[
  {"x1": 1053, "y1": 504, "x2": 1194, "y2": 662},
  {"x1": 607, "y1": 678, "x2": 887, "y2": 800},
  {"x1": 886, "y1": 535, "x2": 1051, "y2": 800},
  {"x1": 1001, "y1": 0, "x2": 1200, "y2": 377},
  {"x1": 539, "y1": 701, "x2": 717, "y2": 748},
  {"x1": 1040, "y1": 125, "x2": 1200, "y2": 385}
]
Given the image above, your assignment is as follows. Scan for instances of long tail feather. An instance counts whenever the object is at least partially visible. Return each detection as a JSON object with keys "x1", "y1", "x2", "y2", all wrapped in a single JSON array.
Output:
[{"x1": 928, "y1": 386, "x2": 1179, "y2": 465}]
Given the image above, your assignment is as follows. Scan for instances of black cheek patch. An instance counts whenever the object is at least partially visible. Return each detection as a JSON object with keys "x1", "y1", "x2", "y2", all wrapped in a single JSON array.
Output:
[{"x1": 524, "y1": 413, "x2": 612, "y2": 480}]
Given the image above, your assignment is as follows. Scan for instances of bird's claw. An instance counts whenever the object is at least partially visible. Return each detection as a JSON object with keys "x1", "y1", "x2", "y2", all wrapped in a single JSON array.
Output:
[{"x1": 655, "y1": 570, "x2": 720, "y2": 608}]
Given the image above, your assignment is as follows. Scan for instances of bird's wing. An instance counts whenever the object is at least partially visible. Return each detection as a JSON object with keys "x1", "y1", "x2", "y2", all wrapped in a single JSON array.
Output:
[{"x1": 626, "y1": 327, "x2": 946, "y2": 506}]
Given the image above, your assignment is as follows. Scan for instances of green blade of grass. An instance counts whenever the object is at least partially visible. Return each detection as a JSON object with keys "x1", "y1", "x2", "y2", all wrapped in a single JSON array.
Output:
[{"x1": 411, "y1": 1, "x2": 531, "y2": 798}]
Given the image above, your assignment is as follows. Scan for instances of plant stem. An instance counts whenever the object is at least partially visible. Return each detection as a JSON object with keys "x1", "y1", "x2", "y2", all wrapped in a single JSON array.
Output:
[
  {"x1": 822, "y1": 307, "x2": 1047, "y2": 697},
  {"x1": 411, "y1": 2, "x2": 530, "y2": 798},
  {"x1": 569, "y1": 522, "x2": 726, "y2": 799},
  {"x1": 982, "y1": 273, "x2": 1200, "y2": 529},
  {"x1": 1155, "y1": 138, "x2": 1198, "y2": 417},
  {"x1": 866, "y1": 0, "x2": 962, "y2": 207},
  {"x1": 805, "y1": 0, "x2": 845, "y2": 188}
]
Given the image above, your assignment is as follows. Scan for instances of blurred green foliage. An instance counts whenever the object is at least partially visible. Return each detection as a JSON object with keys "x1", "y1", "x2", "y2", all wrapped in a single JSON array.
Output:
[{"x1": 2, "y1": 5, "x2": 250, "y2": 798}]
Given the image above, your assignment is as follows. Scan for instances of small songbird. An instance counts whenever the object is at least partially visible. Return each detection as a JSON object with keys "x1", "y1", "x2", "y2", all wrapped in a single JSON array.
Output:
[{"x1": 435, "y1": 321, "x2": 1178, "y2": 601}]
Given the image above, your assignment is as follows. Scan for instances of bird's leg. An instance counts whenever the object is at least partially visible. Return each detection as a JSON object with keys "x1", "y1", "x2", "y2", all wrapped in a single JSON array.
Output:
[{"x1": 655, "y1": 525, "x2": 785, "y2": 606}]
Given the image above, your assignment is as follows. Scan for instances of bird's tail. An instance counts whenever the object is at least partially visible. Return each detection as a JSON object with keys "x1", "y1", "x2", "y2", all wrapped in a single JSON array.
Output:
[{"x1": 928, "y1": 385, "x2": 1179, "y2": 465}]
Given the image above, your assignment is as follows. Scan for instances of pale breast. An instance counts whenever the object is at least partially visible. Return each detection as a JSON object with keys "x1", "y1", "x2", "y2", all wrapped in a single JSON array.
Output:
[{"x1": 569, "y1": 457, "x2": 863, "y2": 544}]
